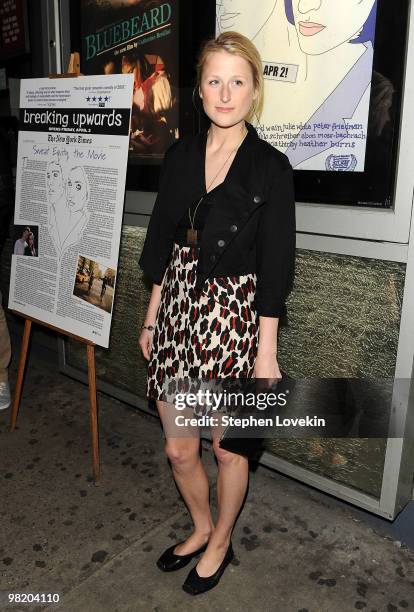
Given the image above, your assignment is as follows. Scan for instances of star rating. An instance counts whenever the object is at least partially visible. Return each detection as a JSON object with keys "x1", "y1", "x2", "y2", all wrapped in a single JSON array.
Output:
[{"x1": 85, "y1": 94, "x2": 110, "y2": 104}]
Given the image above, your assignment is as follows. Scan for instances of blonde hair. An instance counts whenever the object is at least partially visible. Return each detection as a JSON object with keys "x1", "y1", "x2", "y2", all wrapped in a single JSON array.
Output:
[{"x1": 196, "y1": 31, "x2": 264, "y2": 121}]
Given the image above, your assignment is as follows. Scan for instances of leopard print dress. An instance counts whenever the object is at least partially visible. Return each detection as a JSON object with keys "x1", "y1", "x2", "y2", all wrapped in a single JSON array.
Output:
[{"x1": 146, "y1": 242, "x2": 259, "y2": 402}]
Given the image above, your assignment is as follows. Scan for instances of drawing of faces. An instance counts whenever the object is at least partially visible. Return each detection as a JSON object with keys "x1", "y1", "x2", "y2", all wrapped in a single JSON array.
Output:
[
  {"x1": 285, "y1": 0, "x2": 377, "y2": 55},
  {"x1": 47, "y1": 161, "x2": 64, "y2": 204},
  {"x1": 217, "y1": 0, "x2": 278, "y2": 40},
  {"x1": 67, "y1": 167, "x2": 89, "y2": 214}
]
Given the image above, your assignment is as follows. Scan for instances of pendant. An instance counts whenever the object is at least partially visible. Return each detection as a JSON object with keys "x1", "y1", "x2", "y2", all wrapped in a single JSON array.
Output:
[{"x1": 187, "y1": 228, "x2": 198, "y2": 246}]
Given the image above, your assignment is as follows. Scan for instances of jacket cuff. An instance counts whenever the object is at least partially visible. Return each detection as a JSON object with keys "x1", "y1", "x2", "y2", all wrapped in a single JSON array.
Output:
[
  {"x1": 255, "y1": 301, "x2": 287, "y2": 318},
  {"x1": 138, "y1": 253, "x2": 161, "y2": 285}
]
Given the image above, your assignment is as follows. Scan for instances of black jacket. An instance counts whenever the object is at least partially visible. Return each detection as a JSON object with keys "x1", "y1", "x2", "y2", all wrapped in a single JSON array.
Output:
[{"x1": 138, "y1": 122, "x2": 296, "y2": 318}]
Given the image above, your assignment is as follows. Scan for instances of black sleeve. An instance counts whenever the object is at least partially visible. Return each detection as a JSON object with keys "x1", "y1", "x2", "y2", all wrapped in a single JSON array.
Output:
[
  {"x1": 255, "y1": 164, "x2": 296, "y2": 318},
  {"x1": 138, "y1": 142, "x2": 177, "y2": 283}
]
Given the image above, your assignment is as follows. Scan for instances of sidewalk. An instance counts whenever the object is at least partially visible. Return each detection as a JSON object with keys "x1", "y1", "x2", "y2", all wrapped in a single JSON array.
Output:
[{"x1": 1, "y1": 352, "x2": 413, "y2": 612}]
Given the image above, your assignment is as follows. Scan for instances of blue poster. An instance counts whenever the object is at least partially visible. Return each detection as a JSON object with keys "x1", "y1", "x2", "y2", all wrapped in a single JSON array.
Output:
[{"x1": 216, "y1": 0, "x2": 378, "y2": 172}]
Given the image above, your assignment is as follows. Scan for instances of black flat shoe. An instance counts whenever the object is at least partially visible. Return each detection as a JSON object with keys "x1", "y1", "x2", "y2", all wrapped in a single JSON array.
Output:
[
  {"x1": 182, "y1": 542, "x2": 234, "y2": 595},
  {"x1": 156, "y1": 541, "x2": 209, "y2": 572}
]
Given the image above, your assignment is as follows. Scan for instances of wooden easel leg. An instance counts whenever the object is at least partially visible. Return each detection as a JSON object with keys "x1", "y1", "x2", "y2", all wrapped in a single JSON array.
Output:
[
  {"x1": 10, "y1": 319, "x2": 32, "y2": 432},
  {"x1": 87, "y1": 343, "x2": 100, "y2": 482}
]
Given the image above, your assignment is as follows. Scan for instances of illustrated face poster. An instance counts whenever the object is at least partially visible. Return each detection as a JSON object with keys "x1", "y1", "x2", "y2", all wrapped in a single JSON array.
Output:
[
  {"x1": 81, "y1": 0, "x2": 179, "y2": 161},
  {"x1": 216, "y1": 0, "x2": 378, "y2": 172}
]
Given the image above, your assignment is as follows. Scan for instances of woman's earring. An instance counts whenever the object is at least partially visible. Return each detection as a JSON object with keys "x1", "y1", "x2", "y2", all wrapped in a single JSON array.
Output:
[
  {"x1": 249, "y1": 98, "x2": 257, "y2": 118},
  {"x1": 251, "y1": 89, "x2": 262, "y2": 120},
  {"x1": 192, "y1": 86, "x2": 203, "y2": 114}
]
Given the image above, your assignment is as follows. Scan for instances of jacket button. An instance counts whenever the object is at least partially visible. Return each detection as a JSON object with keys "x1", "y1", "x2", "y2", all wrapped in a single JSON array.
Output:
[
  {"x1": 210, "y1": 254, "x2": 217, "y2": 263},
  {"x1": 217, "y1": 239, "x2": 225, "y2": 247},
  {"x1": 253, "y1": 194, "x2": 262, "y2": 204},
  {"x1": 230, "y1": 224, "x2": 238, "y2": 232}
]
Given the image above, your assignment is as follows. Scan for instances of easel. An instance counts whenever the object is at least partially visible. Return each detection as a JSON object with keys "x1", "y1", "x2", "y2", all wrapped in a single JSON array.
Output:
[
  {"x1": 9, "y1": 312, "x2": 100, "y2": 481},
  {"x1": 9, "y1": 53, "x2": 101, "y2": 482},
  {"x1": 49, "y1": 51, "x2": 81, "y2": 78}
]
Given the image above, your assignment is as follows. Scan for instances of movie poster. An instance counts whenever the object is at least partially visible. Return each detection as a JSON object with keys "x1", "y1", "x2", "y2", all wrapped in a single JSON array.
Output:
[
  {"x1": 216, "y1": 0, "x2": 378, "y2": 172},
  {"x1": 8, "y1": 74, "x2": 133, "y2": 347},
  {"x1": 81, "y1": 0, "x2": 179, "y2": 162}
]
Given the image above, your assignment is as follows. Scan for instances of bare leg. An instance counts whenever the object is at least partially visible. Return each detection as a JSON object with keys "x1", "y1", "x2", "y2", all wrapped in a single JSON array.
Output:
[
  {"x1": 195, "y1": 420, "x2": 249, "y2": 576},
  {"x1": 157, "y1": 400, "x2": 214, "y2": 554}
]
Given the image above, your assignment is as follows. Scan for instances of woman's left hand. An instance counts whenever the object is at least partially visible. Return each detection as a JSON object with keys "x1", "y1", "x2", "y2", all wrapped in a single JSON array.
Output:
[{"x1": 253, "y1": 353, "x2": 282, "y2": 390}]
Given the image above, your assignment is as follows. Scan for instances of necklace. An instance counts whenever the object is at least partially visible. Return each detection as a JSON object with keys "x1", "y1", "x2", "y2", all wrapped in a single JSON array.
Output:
[{"x1": 187, "y1": 126, "x2": 248, "y2": 246}]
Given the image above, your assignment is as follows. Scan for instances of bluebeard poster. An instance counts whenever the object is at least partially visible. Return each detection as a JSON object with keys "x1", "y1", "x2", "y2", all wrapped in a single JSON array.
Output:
[
  {"x1": 216, "y1": 0, "x2": 378, "y2": 172},
  {"x1": 81, "y1": 0, "x2": 179, "y2": 161}
]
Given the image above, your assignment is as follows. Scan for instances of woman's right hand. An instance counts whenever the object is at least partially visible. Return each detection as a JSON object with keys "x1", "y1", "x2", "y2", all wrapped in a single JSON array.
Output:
[
  {"x1": 140, "y1": 279, "x2": 164, "y2": 360},
  {"x1": 139, "y1": 328, "x2": 154, "y2": 361}
]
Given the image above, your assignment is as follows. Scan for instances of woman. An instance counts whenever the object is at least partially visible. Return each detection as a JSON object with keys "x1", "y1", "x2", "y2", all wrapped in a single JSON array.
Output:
[
  {"x1": 24, "y1": 232, "x2": 36, "y2": 257},
  {"x1": 138, "y1": 31, "x2": 296, "y2": 595}
]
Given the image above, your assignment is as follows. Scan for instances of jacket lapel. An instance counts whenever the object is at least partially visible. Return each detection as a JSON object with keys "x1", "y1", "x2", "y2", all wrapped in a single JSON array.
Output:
[
  {"x1": 164, "y1": 129, "x2": 207, "y2": 223},
  {"x1": 165, "y1": 122, "x2": 266, "y2": 228},
  {"x1": 197, "y1": 126, "x2": 268, "y2": 282},
  {"x1": 219, "y1": 125, "x2": 267, "y2": 219}
]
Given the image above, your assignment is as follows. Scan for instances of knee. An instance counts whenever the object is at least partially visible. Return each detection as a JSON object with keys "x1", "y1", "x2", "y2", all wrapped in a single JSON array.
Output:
[
  {"x1": 164, "y1": 440, "x2": 199, "y2": 467},
  {"x1": 212, "y1": 439, "x2": 246, "y2": 465}
]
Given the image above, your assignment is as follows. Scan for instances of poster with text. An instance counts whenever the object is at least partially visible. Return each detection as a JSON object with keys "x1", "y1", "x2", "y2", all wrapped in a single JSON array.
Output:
[
  {"x1": 216, "y1": 0, "x2": 378, "y2": 172},
  {"x1": 8, "y1": 74, "x2": 133, "y2": 347},
  {"x1": 81, "y1": 0, "x2": 179, "y2": 162}
]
